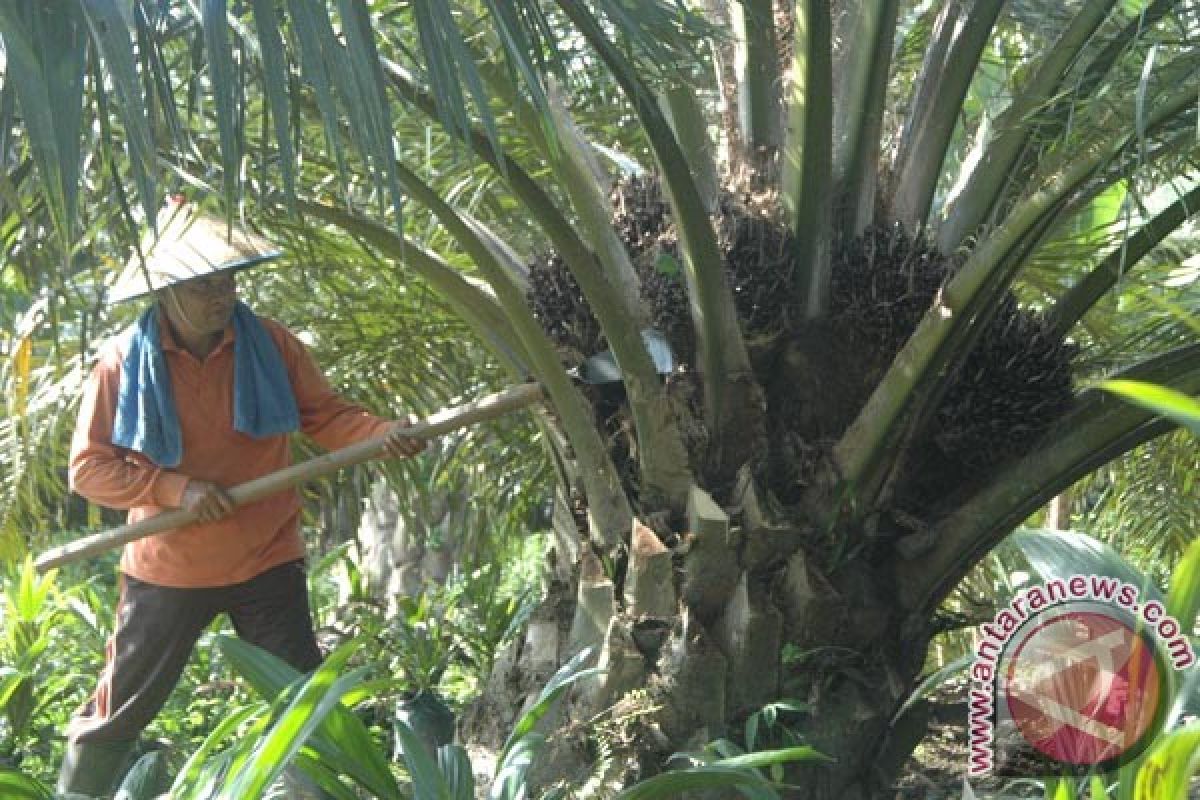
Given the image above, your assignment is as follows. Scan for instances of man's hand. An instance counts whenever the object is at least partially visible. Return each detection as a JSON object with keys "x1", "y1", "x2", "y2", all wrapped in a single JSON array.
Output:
[
  {"x1": 383, "y1": 417, "x2": 426, "y2": 459},
  {"x1": 181, "y1": 479, "x2": 236, "y2": 522}
]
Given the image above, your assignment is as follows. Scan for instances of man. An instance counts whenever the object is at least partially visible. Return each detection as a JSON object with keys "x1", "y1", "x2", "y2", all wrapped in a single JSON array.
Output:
[{"x1": 58, "y1": 198, "x2": 425, "y2": 796}]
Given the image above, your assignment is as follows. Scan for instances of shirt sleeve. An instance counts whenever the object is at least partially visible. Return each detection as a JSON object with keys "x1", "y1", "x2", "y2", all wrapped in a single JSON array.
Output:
[
  {"x1": 272, "y1": 322, "x2": 394, "y2": 451},
  {"x1": 69, "y1": 345, "x2": 191, "y2": 511}
]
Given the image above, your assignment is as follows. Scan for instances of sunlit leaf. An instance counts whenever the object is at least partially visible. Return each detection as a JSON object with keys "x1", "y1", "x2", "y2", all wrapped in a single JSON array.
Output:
[
  {"x1": 1134, "y1": 723, "x2": 1200, "y2": 800},
  {"x1": 11, "y1": 335, "x2": 30, "y2": 417},
  {"x1": 710, "y1": 745, "x2": 832, "y2": 770},
  {"x1": 0, "y1": 768, "x2": 51, "y2": 800},
  {"x1": 1099, "y1": 380, "x2": 1200, "y2": 435},
  {"x1": 1165, "y1": 536, "x2": 1200, "y2": 633}
]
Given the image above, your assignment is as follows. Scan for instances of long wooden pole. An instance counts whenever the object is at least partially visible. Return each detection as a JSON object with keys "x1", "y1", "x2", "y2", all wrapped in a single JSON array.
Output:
[{"x1": 35, "y1": 383, "x2": 544, "y2": 573}]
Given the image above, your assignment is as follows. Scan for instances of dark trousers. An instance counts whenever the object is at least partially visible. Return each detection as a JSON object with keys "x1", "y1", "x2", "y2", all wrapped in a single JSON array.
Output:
[{"x1": 68, "y1": 559, "x2": 323, "y2": 745}]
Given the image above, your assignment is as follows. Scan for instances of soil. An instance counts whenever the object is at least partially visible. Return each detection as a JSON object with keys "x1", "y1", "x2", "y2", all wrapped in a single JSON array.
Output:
[
  {"x1": 894, "y1": 681, "x2": 1042, "y2": 800},
  {"x1": 891, "y1": 681, "x2": 1200, "y2": 800}
]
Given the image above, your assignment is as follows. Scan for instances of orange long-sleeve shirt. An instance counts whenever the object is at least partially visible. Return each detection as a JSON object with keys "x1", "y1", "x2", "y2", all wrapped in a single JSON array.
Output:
[{"x1": 70, "y1": 311, "x2": 392, "y2": 588}]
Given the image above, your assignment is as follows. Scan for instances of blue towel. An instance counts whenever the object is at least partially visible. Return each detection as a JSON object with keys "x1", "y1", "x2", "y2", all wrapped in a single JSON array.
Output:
[{"x1": 112, "y1": 301, "x2": 299, "y2": 467}]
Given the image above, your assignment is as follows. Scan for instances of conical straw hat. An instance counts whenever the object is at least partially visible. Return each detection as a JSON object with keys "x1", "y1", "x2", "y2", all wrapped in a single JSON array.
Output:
[{"x1": 108, "y1": 197, "x2": 281, "y2": 303}]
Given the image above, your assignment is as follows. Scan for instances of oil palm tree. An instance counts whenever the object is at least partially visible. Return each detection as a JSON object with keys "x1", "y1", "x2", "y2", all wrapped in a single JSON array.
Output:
[{"x1": 0, "y1": 1, "x2": 1197, "y2": 798}]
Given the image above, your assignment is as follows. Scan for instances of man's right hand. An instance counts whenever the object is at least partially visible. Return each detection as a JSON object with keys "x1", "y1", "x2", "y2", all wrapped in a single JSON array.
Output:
[{"x1": 180, "y1": 479, "x2": 236, "y2": 522}]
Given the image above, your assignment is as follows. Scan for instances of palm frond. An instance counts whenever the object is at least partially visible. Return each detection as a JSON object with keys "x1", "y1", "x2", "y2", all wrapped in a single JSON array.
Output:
[
  {"x1": 782, "y1": 0, "x2": 833, "y2": 319},
  {"x1": 1073, "y1": 430, "x2": 1199, "y2": 583},
  {"x1": 899, "y1": 343, "x2": 1200, "y2": 612},
  {"x1": 0, "y1": 2, "x2": 88, "y2": 251}
]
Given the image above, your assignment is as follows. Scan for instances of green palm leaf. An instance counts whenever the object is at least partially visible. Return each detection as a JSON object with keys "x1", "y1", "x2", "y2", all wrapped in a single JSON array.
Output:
[
  {"x1": 0, "y1": 2, "x2": 87, "y2": 250},
  {"x1": 392, "y1": 719, "x2": 450, "y2": 800},
  {"x1": 198, "y1": 0, "x2": 242, "y2": 214},
  {"x1": 615, "y1": 766, "x2": 776, "y2": 800},
  {"x1": 78, "y1": 0, "x2": 158, "y2": 226},
  {"x1": 1133, "y1": 723, "x2": 1200, "y2": 800},
  {"x1": 1002, "y1": 528, "x2": 1164, "y2": 602},
  {"x1": 1165, "y1": 536, "x2": 1200, "y2": 635},
  {"x1": 221, "y1": 661, "x2": 371, "y2": 799},
  {"x1": 248, "y1": 0, "x2": 296, "y2": 205},
  {"x1": 0, "y1": 768, "x2": 51, "y2": 800},
  {"x1": 333, "y1": 0, "x2": 403, "y2": 221},
  {"x1": 499, "y1": 646, "x2": 601, "y2": 763},
  {"x1": 215, "y1": 635, "x2": 400, "y2": 798},
  {"x1": 1100, "y1": 379, "x2": 1200, "y2": 435}
]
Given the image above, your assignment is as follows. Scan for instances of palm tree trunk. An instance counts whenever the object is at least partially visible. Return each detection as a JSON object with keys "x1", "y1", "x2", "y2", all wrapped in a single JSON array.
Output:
[{"x1": 468, "y1": 486, "x2": 931, "y2": 800}]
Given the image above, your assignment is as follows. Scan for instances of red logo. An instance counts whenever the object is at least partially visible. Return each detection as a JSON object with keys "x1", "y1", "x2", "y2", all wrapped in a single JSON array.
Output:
[{"x1": 1004, "y1": 610, "x2": 1165, "y2": 767}]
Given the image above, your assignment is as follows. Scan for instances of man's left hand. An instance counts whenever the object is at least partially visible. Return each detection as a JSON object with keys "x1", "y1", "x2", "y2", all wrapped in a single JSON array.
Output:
[{"x1": 383, "y1": 417, "x2": 426, "y2": 459}]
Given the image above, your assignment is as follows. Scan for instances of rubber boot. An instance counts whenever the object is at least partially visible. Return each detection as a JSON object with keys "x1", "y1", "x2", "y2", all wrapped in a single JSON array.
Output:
[{"x1": 56, "y1": 738, "x2": 137, "y2": 798}]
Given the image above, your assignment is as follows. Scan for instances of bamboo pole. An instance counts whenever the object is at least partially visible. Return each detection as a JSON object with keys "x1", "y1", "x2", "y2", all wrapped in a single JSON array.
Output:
[{"x1": 35, "y1": 383, "x2": 544, "y2": 573}]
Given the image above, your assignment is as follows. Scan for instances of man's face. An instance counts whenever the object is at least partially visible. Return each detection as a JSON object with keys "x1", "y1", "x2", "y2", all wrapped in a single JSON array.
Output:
[{"x1": 166, "y1": 272, "x2": 238, "y2": 335}]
